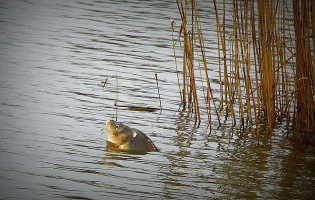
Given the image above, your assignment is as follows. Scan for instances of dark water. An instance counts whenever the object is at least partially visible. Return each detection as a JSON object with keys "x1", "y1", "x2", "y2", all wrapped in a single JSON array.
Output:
[{"x1": 0, "y1": 0, "x2": 314, "y2": 199}]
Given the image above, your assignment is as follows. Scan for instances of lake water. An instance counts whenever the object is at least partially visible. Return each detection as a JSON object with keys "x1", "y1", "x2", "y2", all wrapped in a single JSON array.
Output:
[{"x1": 1, "y1": 0, "x2": 315, "y2": 199}]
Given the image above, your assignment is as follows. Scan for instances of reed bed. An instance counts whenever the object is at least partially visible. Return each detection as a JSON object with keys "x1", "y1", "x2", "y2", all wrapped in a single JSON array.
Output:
[{"x1": 173, "y1": 0, "x2": 314, "y2": 144}]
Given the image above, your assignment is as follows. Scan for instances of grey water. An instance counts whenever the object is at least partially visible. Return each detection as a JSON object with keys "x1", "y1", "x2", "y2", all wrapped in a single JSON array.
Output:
[{"x1": 0, "y1": 0, "x2": 314, "y2": 199}]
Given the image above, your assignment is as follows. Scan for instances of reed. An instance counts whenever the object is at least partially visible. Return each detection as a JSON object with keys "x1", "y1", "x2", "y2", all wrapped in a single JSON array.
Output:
[
  {"x1": 115, "y1": 67, "x2": 118, "y2": 121},
  {"x1": 292, "y1": 0, "x2": 315, "y2": 143},
  {"x1": 171, "y1": 19, "x2": 183, "y2": 104},
  {"x1": 213, "y1": 0, "x2": 236, "y2": 124},
  {"x1": 173, "y1": 0, "x2": 315, "y2": 144},
  {"x1": 258, "y1": 0, "x2": 277, "y2": 130},
  {"x1": 155, "y1": 73, "x2": 162, "y2": 109},
  {"x1": 175, "y1": 0, "x2": 201, "y2": 123}
]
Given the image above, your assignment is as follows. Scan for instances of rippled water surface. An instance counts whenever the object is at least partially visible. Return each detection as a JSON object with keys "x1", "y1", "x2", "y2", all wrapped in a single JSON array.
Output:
[{"x1": 1, "y1": 0, "x2": 315, "y2": 199}]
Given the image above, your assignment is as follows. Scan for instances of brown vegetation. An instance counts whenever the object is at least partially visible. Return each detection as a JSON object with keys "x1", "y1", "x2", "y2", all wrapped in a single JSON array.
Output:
[{"x1": 173, "y1": 0, "x2": 314, "y2": 144}]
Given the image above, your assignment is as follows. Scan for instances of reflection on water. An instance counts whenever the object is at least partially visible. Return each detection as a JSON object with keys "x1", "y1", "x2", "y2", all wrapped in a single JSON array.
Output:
[{"x1": 0, "y1": 0, "x2": 315, "y2": 199}]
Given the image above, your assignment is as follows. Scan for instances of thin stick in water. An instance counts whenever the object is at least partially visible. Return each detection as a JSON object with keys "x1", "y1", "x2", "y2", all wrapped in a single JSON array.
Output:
[
  {"x1": 102, "y1": 75, "x2": 113, "y2": 89},
  {"x1": 155, "y1": 73, "x2": 162, "y2": 109},
  {"x1": 115, "y1": 67, "x2": 118, "y2": 121}
]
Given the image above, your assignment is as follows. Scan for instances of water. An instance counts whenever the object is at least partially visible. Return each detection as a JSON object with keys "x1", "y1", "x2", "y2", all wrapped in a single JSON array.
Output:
[{"x1": 0, "y1": 0, "x2": 314, "y2": 199}]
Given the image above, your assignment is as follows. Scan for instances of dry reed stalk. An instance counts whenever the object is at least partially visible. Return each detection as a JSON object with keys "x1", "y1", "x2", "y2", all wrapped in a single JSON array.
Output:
[
  {"x1": 171, "y1": 19, "x2": 183, "y2": 104},
  {"x1": 232, "y1": 0, "x2": 245, "y2": 128},
  {"x1": 257, "y1": 0, "x2": 276, "y2": 131},
  {"x1": 239, "y1": 0, "x2": 254, "y2": 125},
  {"x1": 194, "y1": 17, "x2": 213, "y2": 128},
  {"x1": 172, "y1": 0, "x2": 314, "y2": 144},
  {"x1": 217, "y1": 1, "x2": 224, "y2": 111},
  {"x1": 176, "y1": 0, "x2": 201, "y2": 122},
  {"x1": 250, "y1": 0, "x2": 261, "y2": 131},
  {"x1": 292, "y1": 0, "x2": 315, "y2": 143},
  {"x1": 245, "y1": 2, "x2": 253, "y2": 125},
  {"x1": 115, "y1": 68, "x2": 118, "y2": 121},
  {"x1": 101, "y1": 75, "x2": 113, "y2": 89},
  {"x1": 213, "y1": 0, "x2": 236, "y2": 123},
  {"x1": 155, "y1": 73, "x2": 162, "y2": 109},
  {"x1": 193, "y1": 0, "x2": 221, "y2": 127}
]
